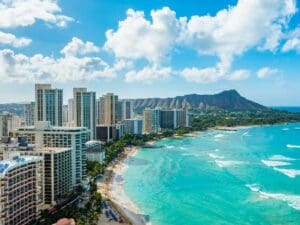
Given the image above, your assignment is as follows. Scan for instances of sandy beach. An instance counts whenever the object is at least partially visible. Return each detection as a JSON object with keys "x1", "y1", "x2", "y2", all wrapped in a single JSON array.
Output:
[
  {"x1": 98, "y1": 146, "x2": 150, "y2": 225},
  {"x1": 97, "y1": 126, "x2": 254, "y2": 225}
]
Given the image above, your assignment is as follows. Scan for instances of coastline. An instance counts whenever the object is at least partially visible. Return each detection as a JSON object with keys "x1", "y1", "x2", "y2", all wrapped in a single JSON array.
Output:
[
  {"x1": 214, "y1": 125, "x2": 259, "y2": 131},
  {"x1": 97, "y1": 123, "x2": 275, "y2": 225},
  {"x1": 98, "y1": 146, "x2": 150, "y2": 225}
]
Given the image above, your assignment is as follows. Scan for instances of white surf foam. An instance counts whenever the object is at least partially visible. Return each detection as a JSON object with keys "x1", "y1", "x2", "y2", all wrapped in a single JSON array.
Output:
[
  {"x1": 260, "y1": 192, "x2": 300, "y2": 210},
  {"x1": 246, "y1": 184, "x2": 300, "y2": 211},
  {"x1": 181, "y1": 153, "x2": 199, "y2": 157},
  {"x1": 214, "y1": 134, "x2": 224, "y2": 139},
  {"x1": 287, "y1": 144, "x2": 300, "y2": 149},
  {"x1": 208, "y1": 153, "x2": 224, "y2": 159},
  {"x1": 261, "y1": 160, "x2": 291, "y2": 167},
  {"x1": 242, "y1": 131, "x2": 251, "y2": 136},
  {"x1": 282, "y1": 128, "x2": 290, "y2": 131},
  {"x1": 269, "y1": 155, "x2": 295, "y2": 161},
  {"x1": 246, "y1": 183, "x2": 260, "y2": 192},
  {"x1": 295, "y1": 127, "x2": 300, "y2": 130},
  {"x1": 215, "y1": 160, "x2": 243, "y2": 168},
  {"x1": 165, "y1": 145, "x2": 175, "y2": 149},
  {"x1": 273, "y1": 168, "x2": 300, "y2": 178}
]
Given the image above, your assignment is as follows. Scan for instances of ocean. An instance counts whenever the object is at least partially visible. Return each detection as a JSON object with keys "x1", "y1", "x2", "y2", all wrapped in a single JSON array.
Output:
[{"x1": 123, "y1": 123, "x2": 300, "y2": 225}]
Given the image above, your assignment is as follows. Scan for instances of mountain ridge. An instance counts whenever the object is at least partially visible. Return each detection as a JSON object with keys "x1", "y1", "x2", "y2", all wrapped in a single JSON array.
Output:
[{"x1": 132, "y1": 90, "x2": 269, "y2": 112}]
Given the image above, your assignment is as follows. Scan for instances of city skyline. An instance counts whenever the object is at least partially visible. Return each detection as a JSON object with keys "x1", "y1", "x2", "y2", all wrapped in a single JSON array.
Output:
[
  {"x1": 1, "y1": 0, "x2": 300, "y2": 106},
  {"x1": 1, "y1": 1, "x2": 300, "y2": 224}
]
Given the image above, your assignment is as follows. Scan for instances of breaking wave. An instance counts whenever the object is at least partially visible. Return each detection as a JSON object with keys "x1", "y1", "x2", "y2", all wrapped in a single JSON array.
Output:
[{"x1": 246, "y1": 184, "x2": 300, "y2": 211}]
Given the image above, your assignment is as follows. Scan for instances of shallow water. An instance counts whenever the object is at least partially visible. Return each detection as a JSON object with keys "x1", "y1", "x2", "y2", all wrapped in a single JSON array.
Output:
[{"x1": 124, "y1": 123, "x2": 300, "y2": 225}]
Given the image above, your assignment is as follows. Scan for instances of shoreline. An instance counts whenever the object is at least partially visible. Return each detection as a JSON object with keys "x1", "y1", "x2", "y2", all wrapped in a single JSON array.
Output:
[
  {"x1": 98, "y1": 146, "x2": 150, "y2": 225},
  {"x1": 108, "y1": 146, "x2": 150, "y2": 225},
  {"x1": 97, "y1": 123, "x2": 288, "y2": 225},
  {"x1": 214, "y1": 125, "x2": 259, "y2": 131}
]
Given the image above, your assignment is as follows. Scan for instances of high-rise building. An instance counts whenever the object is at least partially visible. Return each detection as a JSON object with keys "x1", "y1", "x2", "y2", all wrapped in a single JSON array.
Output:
[
  {"x1": 63, "y1": 105, "x2": 69, "y2": 126},
  {"x1": 24, "y1": 102, "x2": 35, "y2": 126},
  {"x1": 98, "y1": 93, "x2": 118, "y2": 125},
  {"x1": 116, "y1": 100, "x2": 123, "y2": 123},
  {"x1": 35, "y1": 84, "x2": 63, "y2": 126},
  {"x1": 97, "y1": 97, "x2": 105, "y2": 125},
  {"x1": 160, "y1": 109, "x2": 189, "y2": 130},
  {"x1": 12, "y1": 121, "x2": 89, "y2": 186},
  {"x1": 124, "y1": 118, "x2": 143, "y2": 135},
  {"x1": 175, "y1": 109, "x2": 189, "y2": 128},
  {"x1": 143, "y1": 108, "x2": 161, "y2": 133},
  {"x1": 142, "y1": 108, "x2": 189, "y2": 133},
  {"x1": 0, "y1": 113, "x2": 22, "y2": 137},
  {"x1": 73, "y1": 88, "x2": 96, "y2": 140},
  {"x1": 0, "y1": 155, "x2": 43, "y2": 225},
  {"x1": 0, "y1": 141, "x2": 73, "y2": 208},
  {"x1": 120, "y1": 100, "x2": 134, "y2": 121},
  {"x1": 68, "y1": 98, "x2": 74, "y2": 124},
  {"x1": 20, "y1": 147, "x2": 73, "y2": 207},
  {"x1": 160, "y1": 110, "x2": 175, "y2": 130}
]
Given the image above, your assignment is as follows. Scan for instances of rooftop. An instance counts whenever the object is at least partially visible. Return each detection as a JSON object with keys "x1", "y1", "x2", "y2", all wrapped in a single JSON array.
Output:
[
  {"x1": 0, "y1": 142, "x2": 70, "y2": 153},
  {"x1": 0, "y1": 155, "x2": 42, "y2": 176},
  {"x1": 16, "y1": 126, "x2": 88, "y2": 132}
]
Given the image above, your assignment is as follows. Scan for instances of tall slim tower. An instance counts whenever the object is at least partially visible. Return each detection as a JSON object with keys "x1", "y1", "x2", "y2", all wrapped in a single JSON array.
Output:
[
  {"x1": 143, "y1": 108, "x2": 161, "y2": 133},
  {"x1": 35, "y1": 84, "x2": 63, "y2": 126},
  {"x1": 68, "y1": 98, "x2": 74, "y2": 124},
  {"x1": 98, "y1": 93, "x2": 118, "y2": 125},
  {"x1": 73, "y1": 88, "x2": 96, "y2": 139},
  {"x1": 121, "y1": 100, "x2": 134, "y2": 121},
  {"x1": 24, "y1": 102, "x2": 35, "y2": 126}
]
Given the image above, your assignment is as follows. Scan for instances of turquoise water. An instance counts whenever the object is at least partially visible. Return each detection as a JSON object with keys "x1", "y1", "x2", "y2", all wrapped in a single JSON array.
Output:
[{"x1": 123, "y1": 123, "x2": 300, "y2": 225}]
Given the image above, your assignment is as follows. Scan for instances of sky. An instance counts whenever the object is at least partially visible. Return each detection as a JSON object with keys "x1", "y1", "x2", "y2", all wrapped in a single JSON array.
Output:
[{"x1": 0, "y1": 0, "x2": 300, "y2": 106}]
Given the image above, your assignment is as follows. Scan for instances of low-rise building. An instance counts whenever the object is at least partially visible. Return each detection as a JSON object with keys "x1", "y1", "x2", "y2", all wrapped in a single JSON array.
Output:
[
  {"x1": 115, "y1": 123, "x2": 124, "y2": 139},
  {"x1": 0, "y1": 113, "x2": 22, "y2": 137},
  {"x1": 85, "y1": 140, "x2": 105, "y2": 164},
  {"x1": 96, "y1": 125, "x2": 115, "y2": 142}
]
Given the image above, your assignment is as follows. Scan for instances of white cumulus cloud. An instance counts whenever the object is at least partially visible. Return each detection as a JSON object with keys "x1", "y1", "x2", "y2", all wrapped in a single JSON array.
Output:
[
  {"x1": 104, "y1": 7, "x2": 183, "y2": 63},
  {"x1": 180, "y1": 67, "x2": 221, "y2": 84},
  {"x1": 257, "y1": 67, "x2": 279, "y2": 79},
  {"x1": 282, "y1": 28, "x2": 300, "y2": 53},
  {"x1": 61, "y1": 37, "x2": 100, "y2": 57},
  {"x1": 125, "y1": 66, "x2": 171, "y2": 83},
  {"x1": 178, "y1": 0, "x2": 297, "y2": 83},
  {"x1": 0, "y1": 0, "x2": 74, "y2": 48},
  {"x1": 0, "y1": 0, "x2": 74, "y2": 28},
  {"x1": 227, "y1": 70, "x2": 250, "y2": 81},
  {"x1": 180, "y1": 67, "x2": 250, "y2": 83},
  {"x1": 181, "y1": 0, "x2": 296, "y2": 57},
  {"x1": 0, "y1": 38, "x2": 122, "y2": 83},
  {"x1": 0, "y1": 31, "x2": 31, "y2": 47}
]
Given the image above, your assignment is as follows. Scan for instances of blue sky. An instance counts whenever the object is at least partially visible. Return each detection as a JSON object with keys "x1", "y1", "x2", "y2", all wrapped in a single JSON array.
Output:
[{"x1": 0, "y1": 0, "x2": 300, "y2": 106}]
